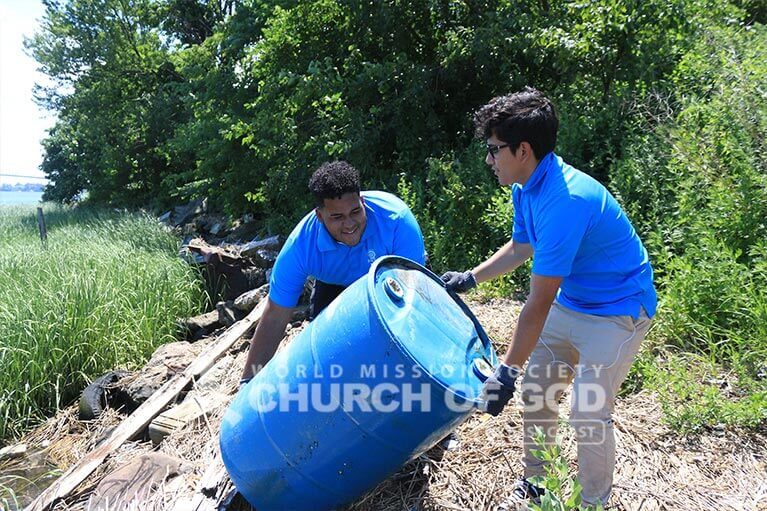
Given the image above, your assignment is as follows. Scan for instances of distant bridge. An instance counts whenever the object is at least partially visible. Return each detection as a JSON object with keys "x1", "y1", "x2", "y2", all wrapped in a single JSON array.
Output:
[{"x1": 0, "y1": 173, "x2": 48, "y2": 180}]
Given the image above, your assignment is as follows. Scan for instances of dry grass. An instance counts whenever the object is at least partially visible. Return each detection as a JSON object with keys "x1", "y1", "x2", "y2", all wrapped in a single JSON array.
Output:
[{"x1": 8, "y1": 298, "x2": 767, "y2": 511}]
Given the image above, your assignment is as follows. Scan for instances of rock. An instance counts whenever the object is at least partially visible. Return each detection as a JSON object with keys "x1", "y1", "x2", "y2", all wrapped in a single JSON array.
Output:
[
  {"x1": 151, "y1": 342, "x2": 198, "y2": 370},
  {"x1": 182, "y1": 310, "x2": 220, "y2": 340},
  {"x1": 216, "y1": 300, "x2": 245, "y2": 327},
  {"x1": 249, "y1": 249, "x2": 279, "y2": 268},
  {"x1": 182, "y1": 222, "x2": 197, "y2": 236},
  {"x1": 243, "y1": 266, "x2": 267, "y2": 290},
  {"x1": 233, "y1": 284, "x2": 269, "y2": 312},
  {"x1": 186, "y1": 309, "x2": 220, "y2": 329},
  {"x1": 0, "y1": 443, "x2": 27, "y2": 460},
  {"x1": 172, "y1": 198, "x2": 206, "y2": 227},
  {"x1": 194, "y1": 214, "x2": 228, "y2": 236},
  {"x1": 239, "y1": 235, "x2": 282, "y2": 257},
  {"x1": 124, "y1": 342, "x2": 199, "y2": 406},
  {"x1": 86, "y1": 453, "x2": 189, "y2": 510},
  {"x1": 226, "y1": 216, "x2": 260, "y2": 242},
  {"x1": 298, "y1": 278, "x2": 312, "y2": 305},
  {"x1": 158, "y1": 211, "x2": 172, "y2": 224},
  {"x1": 178, "y1": 246, "x2": 206, "y2": 265},
  {"x1": 184, "y1": 241, "x2": 259, "y2": 300}
]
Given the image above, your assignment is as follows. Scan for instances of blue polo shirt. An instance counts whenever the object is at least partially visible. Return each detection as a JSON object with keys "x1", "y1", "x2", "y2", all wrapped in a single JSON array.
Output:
[
  {"x1": 511, "y1": 152, "x2": 657, "y2": 319},
  {"x1": 269, "y1": 191, "x2": 426, "y2": 307}
]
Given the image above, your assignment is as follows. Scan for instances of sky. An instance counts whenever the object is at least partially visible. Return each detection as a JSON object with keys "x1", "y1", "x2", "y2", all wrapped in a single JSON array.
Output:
[{"x1": 0, "y1": 0, "x2": 52, "y2": 186}]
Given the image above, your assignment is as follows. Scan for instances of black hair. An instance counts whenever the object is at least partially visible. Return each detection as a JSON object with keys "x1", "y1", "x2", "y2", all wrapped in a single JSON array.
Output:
[
  {"x1": 473, "y1": 87, "x2": 559, "y2": 160},
  {"x1": 308, "y1": 161, "x2": 361, "y2": 207}
]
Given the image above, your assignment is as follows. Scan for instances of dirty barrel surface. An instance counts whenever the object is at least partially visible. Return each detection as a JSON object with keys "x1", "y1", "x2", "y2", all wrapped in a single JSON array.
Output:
[{"x1": 220, "y1": 256, "x2": 497, "y2": 511}]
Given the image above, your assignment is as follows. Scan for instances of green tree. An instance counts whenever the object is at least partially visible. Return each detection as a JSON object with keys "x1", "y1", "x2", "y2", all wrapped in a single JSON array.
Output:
[
  {"x1": 28, "y1": 0, "x2": 192, "y2": 207},
  {"x1": 40, "y1": 123, "x2": 85, "y2": 203}
]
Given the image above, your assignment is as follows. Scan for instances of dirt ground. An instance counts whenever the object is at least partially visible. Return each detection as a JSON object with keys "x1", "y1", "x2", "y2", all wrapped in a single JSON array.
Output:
[
  {"x1": 350, "y1": 299, "x2": 767, "y2": 511},
  {"x1": 7, "y1": 298, "x2": 767, "y2": 511}
]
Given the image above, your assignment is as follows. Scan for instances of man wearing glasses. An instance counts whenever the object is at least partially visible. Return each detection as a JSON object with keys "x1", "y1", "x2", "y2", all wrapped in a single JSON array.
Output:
[
  {"x1": 442, "y1": 88, "x2": 656, "y2": 508},
  {"x1": 240, "y1": 160, "x2": 426, "y2": 384}
]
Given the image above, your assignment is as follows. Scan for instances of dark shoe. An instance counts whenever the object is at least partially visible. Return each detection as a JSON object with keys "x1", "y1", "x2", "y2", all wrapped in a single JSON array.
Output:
[{"x1": 511, "y1": 477, "x2": 546, "y2": 503}]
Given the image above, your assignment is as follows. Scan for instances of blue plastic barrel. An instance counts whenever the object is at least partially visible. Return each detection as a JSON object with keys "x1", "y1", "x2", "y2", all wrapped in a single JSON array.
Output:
[{"x1": 220, "y1": 256, "x2": 497, "y2": 511}]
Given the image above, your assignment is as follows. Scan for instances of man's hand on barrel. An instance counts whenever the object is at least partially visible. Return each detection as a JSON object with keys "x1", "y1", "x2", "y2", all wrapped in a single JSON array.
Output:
[
  {"x1": 480, "y1": 363, "x2": 520, "y2": 416},
  {"x1": 440, "y1": 270, "x2": 477, "y2": 293}
]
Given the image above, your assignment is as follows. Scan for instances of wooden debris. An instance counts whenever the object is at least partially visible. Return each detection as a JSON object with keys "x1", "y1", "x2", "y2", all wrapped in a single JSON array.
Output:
[
  {"x1": 24, "y1": 300, "x2": 266, "y2": 511},
  {"x1": 183, "y1": 450, "x2": 237, "y2": 511},
  {"x1": 186, "y1": 238, "x2": 240, "y2": 263},
  {"x1": 0, "y1": 443, "x2": 28, "y2": 460},
  {"x1": 148, "y1": 392, "x2": 228, "y2": 445},
  {"x1": 85, "y1": 453, "x2": 187, "y2": 510},
  {"x1": 13, "y1": 298, "x2": 767, "y2": 511}
]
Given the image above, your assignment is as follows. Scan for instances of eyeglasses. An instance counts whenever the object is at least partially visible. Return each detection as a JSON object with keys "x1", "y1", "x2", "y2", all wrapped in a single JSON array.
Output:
[{"x1": 486, "y1": 143, "x2": 509, "y2": 159}]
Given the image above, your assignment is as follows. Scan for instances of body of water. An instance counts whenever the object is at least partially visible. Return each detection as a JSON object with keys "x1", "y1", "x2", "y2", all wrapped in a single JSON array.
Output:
[{"x1": 0, "y1": 191, "x2": 44, "y2": 205}]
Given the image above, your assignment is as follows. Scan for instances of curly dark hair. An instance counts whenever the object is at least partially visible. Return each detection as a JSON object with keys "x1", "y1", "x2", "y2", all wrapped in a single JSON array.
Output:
[
  {"x1": 308, "y1": 161, "x2": 361, "y2": 207},
  {"x1": 473, "y1": 87, "x2": 558, "y2": 160}
]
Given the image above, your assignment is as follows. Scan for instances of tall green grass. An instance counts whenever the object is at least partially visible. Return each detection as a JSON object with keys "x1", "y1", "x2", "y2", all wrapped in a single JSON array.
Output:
[{"x1": 0, "y1": 204, "x2": 205, "y2": 440}]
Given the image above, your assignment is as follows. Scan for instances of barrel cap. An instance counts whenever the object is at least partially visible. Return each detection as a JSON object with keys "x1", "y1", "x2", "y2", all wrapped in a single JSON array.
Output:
[{"x1": 369, "y1": 256, "x2": 497, "y2": 402}]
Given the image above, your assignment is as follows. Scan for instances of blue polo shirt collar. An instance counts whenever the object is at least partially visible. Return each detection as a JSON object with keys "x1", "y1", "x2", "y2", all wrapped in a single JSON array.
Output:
[
  {"x1": 520, "y1": 151, "x2": 556, "y2": 193},
  {"x1": 316, "y1": 199, "x2": 377, "y2": 252},
  {"x1": 317, "y1": 222, "x2": 337, "y2": 252}
]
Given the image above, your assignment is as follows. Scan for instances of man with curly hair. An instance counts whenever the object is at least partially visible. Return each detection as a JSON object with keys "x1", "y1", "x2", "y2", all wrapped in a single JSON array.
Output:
[
  {"x1": 442, "y1": 88, "x2": 656, "y2": 507},
  {"x1": 240, "y1": 160, "x2": 426, "y2": 382}
]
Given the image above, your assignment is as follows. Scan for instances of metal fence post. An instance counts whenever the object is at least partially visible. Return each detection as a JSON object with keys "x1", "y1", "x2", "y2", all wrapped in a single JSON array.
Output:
[{"x1": 36, "y1": 207, "x2": 48, "y2": 247}]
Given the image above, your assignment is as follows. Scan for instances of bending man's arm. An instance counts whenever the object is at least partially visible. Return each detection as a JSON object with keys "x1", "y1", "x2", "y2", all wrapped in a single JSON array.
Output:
[
  {"x1": 471, "y1": 239, "x2": 533, "y2": 284},
  {"x1": 240, "y1": 298, "x2": 294, "y2": 380},
  {"x1": 502, "y1": 273, "x2": 561, "y2": 368}
]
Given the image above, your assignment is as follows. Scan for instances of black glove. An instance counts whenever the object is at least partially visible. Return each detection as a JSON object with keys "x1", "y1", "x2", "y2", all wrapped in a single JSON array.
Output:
[
  {"x1": 480, "y1": 363, "x2": 520, "y2": 416},
  {"x1": 440, "y1": 270, "x2": 477, "y2": 293}
]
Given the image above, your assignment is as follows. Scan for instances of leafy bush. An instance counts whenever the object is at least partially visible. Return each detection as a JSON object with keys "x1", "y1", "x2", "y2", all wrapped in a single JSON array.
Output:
[
  {"x1": 611, "y1": 24, "x2": 767, "y2": 368},
  {"x1": 658, "y1": 237, "x2": 767, "y2": 368},
  {"x1": 395, "y1": 142, "x2": 533, "y2": 295},
  {"x1": 607, "y1": 23, "x2": 767, "y2": 430},
  {"x1": 633, "y1": 353, "x2": 767, "y2": 433},
  {"x1": 396, "y1": 144, "x2": 509, "y2": 267}
]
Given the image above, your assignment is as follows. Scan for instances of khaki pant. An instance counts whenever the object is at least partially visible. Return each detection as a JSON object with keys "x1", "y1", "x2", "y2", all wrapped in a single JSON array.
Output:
[{"x1": 520, "y1": 301, "x2": 652, "y2": 506}]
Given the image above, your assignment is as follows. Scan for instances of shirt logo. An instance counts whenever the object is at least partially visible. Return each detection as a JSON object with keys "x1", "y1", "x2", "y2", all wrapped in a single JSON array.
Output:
[{"x1": 367, "y1": 249, "x2": 377, "y2": 263}]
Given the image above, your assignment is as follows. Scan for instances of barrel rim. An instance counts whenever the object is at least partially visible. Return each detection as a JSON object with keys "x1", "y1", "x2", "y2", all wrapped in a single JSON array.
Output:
[{"x1": 366, "y1": 255, "x2": 498, "y2": 406}]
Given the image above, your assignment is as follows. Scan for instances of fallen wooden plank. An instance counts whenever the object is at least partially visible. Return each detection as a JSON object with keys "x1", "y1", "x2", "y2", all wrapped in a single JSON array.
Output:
[
  {"x1": 187, "y1": 238, "x2": 241, "y2": 262},
  {"x1": 26, "y1": 300, "x2": 266, "y2": 511}
]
